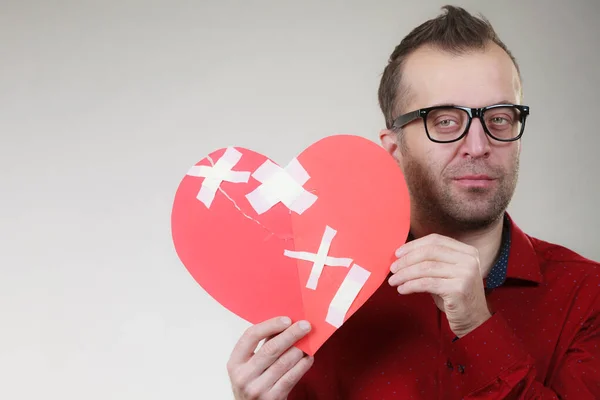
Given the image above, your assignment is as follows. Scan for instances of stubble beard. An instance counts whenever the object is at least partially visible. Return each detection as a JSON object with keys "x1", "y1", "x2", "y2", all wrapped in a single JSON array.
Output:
[{"x1": 402, "y1": 154, "x2": 519, "y2": 233}]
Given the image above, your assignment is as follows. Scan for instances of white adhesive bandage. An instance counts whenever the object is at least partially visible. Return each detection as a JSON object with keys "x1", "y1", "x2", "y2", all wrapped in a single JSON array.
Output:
[
  {"x1": 283, "y1": 226, "x2": 353, "y2": 290},
  {"x1": 325, "y1": 264, "x2": 371, "y2": 328},
  {"x1": 186, "y1": 147, "x2": 251, "y2": 208},
  {"x1": 245, "y1": 158, "x2": 317, "y2": 215},
  {"x1": 282, "y1": 251, "x2": 353, "y2": 268}
]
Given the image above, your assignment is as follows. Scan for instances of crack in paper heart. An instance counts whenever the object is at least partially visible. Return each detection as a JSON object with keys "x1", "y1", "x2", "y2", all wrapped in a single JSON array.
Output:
[{"x1": 207, "y1": 154, "x2": 296, "y2": 242}]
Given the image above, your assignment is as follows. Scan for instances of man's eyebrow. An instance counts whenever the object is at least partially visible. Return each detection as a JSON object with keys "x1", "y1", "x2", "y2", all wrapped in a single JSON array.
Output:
[
  {"x1": 490, "y1": 99, "x2": 516, "y2": 105},
  {"x1": 428, "y1": 100, "x2": 516, "y2": 108},
  {"x1": 429, "y1": 102, "x2": 459, "y2": 107}
]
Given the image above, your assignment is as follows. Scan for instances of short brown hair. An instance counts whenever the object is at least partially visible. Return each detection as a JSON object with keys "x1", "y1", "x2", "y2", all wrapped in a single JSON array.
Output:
[{"x1": 378, "y1": 5, "x2": 521, "y2": 129}]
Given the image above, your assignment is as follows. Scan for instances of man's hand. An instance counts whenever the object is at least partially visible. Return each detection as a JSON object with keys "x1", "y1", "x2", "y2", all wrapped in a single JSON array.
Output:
[
  {"x1": 388, "y1": 234, "x2": 492, "y2": 338},
  {"x1": 227, "y1": 316, "x2": 314, "y2": 400}
]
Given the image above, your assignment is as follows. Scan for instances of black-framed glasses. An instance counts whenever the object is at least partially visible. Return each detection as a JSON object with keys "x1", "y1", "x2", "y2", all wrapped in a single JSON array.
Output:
[{"x1": 391, "y1": 104, "x2": 530, "y2": 143}]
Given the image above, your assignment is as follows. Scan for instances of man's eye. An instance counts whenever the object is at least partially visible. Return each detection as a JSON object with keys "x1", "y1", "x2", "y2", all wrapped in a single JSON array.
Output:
[
  {"x1": 490, "y1": 117, "x2": 509, "y2": 125},
  {"x1": 438, "y1": 119, "x2": 457, "y2": 127}
]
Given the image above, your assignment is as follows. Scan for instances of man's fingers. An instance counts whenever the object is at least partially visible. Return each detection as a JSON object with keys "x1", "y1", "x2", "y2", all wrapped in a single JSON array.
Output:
[
  {"x1": 257, "y1": 333, "x2": 278, "y2": 351},
  {"x1": 227, "y1": 318, "x2": 311, "y2": 396},
  {"x1": 388, "y1": 261, "x2": 454, "y2": 287},
  {"x1": 391, "y1": 243, "x2": 466, "y2": 273},
  {"x1": 395, "y1": 233, "x2": 477, "y2": 260},
  {"x1": 228, "y1": 316, "x2": 292, "y2": 368},
  {"x1": 246, "y1": 347, "x2": 305, "y2": 395},
  {"x1": 397, "y1": 277, "x2": 454, "y2": 295},
  {"x1": 248, "y1": 320, "x2": 312, "y2": 376},
  {"x1": 268, "y1": 354, "x2": 315, "y2": 398}
]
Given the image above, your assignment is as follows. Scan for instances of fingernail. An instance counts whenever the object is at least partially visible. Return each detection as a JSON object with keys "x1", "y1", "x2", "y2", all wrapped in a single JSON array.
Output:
[
  {"x1": 388, "y1": 274, "x2": 397, "y2": 285},
  {"x1": 280, "y1": 317, "x2": 292, "y2": 326},
  {"x1": 299, "y1": 320, "x2": 311, "y2": 331},
  {"x1": 390, "y1": 262, "x2": 398, "y2": 273},
  {"x1": 395, "y1": 247, "x2": 405, "y2": 257}
]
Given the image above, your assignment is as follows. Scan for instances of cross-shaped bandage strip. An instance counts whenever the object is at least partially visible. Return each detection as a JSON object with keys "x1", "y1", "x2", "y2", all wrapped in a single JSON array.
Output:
[
  {"x1": 284, "y1": 225, "x2": 353, "y2": 290},
  {"x1": 284, "y1": 225, "x2": 371, "y2": 328},
  {"x1": 245, "y1": 158, "x2": 318, "y2": 215},
  {"x1": 186, "y1": 147, "x2": 251, "y2": 208}
]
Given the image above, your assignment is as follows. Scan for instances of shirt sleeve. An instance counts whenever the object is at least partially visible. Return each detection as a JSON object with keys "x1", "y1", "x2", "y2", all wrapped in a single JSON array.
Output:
[{"x1": 447, "y1": 307, "x2": 600, "y2": 399}]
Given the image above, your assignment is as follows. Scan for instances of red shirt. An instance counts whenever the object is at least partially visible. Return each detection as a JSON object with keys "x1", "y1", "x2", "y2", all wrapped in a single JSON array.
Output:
[{"x1": 288, "y1": 214, "x2": 600, "y2": 399}]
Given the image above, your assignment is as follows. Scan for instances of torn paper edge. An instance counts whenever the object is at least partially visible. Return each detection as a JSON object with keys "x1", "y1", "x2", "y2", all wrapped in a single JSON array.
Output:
[{"x1": 202, "y1": 152, "x2": 285, "y2": 238}]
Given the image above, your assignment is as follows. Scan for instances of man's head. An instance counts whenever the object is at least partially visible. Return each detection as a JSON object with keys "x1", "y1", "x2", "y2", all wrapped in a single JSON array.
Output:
[{"x1": 379, "y1": 5, "x2": 526, "y2": 234}]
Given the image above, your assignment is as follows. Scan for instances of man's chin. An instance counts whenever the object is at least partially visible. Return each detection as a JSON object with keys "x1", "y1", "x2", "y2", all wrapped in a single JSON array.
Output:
[
  {"x1": 449, "y1": 201, "x2": 506, "y2": 226},
  {"x1": 453, "y1": 184, "x2": 496, "y2": 195},
  {"x1": 441, "y1": 194, "x2": 505, "y2": 227}
]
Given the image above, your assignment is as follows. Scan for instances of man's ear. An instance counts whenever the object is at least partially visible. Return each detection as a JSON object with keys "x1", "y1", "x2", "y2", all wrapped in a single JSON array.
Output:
[{"x1": 380, "y1": 128, "x2": 403, "y2": 164}]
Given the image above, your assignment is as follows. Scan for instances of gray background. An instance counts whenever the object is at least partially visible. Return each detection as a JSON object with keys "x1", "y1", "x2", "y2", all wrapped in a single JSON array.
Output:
[{"x1": 1, "y1": 0, "x2": 598, "y2": 399}]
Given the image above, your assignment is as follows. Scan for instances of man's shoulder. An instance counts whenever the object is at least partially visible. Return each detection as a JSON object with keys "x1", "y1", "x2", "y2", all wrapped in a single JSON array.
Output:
[{"x1": 527, "y1": 233, "x2": 600, "y2": 278}]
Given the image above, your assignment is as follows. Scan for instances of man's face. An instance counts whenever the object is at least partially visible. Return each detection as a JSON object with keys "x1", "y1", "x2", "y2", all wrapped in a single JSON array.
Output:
[{"x1": 381, "y1": 44, "x2": 523, "y2": 231}]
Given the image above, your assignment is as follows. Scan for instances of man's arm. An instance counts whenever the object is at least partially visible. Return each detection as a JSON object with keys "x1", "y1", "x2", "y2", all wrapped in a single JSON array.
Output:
[
  {"x1": 389, "y1": 234, "x2": 600, "y2": 399},
  {"x1": 449, "y1": 305, "x2": 600, "y2": 399},
  {"x1": 287, "y1": 307, "x2": 600, "y2": 400}
]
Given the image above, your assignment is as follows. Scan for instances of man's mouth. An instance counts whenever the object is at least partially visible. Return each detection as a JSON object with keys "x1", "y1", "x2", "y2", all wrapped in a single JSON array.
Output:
[{"x1": 452, "y1": 175, "x2": 497, "y2": 188}]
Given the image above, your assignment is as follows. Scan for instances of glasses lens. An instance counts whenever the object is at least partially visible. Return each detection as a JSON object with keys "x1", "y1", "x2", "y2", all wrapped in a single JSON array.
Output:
[
  {"x1": 426, "y1": 107, "x2": 470, "y2": 142},
  {"x1": 483, "y1": 106, "x2": 523, "y2": 140}
]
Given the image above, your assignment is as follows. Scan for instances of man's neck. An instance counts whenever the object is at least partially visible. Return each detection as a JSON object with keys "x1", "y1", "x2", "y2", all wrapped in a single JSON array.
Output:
[{"x1": 409, "y1": 214, "x2": 505, "y2": 279}]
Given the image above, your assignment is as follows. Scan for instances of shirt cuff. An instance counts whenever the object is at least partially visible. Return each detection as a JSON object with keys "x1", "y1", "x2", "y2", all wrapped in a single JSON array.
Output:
[{"x1": 446, "y1": 312, "x2": 533, "y2": 394}]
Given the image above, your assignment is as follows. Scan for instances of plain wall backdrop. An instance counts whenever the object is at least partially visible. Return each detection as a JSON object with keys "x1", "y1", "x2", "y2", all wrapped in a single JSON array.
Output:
[{"x1": 1, "y1": 0, "x2": 599, "y2": 398}]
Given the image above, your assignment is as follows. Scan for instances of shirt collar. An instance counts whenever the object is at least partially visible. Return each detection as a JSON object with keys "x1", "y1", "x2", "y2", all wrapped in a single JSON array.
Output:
[
  {"x1": 502, "y1": 212, "x2": 543, "y2": 285},
  {"x1": 483, "y1": 213, "x2": 511, "y2": 289}
]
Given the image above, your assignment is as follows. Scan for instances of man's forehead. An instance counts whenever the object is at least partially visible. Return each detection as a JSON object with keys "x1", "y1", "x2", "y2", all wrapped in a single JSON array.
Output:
[{"x1": 400, "y1": 44, "x2": 522, "y2": 109}]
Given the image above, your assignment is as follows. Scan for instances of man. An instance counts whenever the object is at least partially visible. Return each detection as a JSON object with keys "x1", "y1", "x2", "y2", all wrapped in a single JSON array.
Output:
[{"x1": 226, "y1": 6, "x2": 600, "y2": 399}]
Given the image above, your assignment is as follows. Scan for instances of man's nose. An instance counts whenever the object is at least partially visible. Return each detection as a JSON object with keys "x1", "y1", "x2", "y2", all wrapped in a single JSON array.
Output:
[{"x1": 460, "y1": 117, "x2": 491, "y2": 158}]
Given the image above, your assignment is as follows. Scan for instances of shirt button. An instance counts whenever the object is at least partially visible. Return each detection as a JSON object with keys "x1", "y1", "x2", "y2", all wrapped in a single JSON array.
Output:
[{"x1": 457, "y1": 364, "x2": 465, "y2": 374}]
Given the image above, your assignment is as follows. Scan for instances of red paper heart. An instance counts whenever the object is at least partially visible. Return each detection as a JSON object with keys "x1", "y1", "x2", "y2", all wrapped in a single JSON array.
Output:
[{"x1": 171, "y1": 135, "x2": 410, "y2": 355}]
